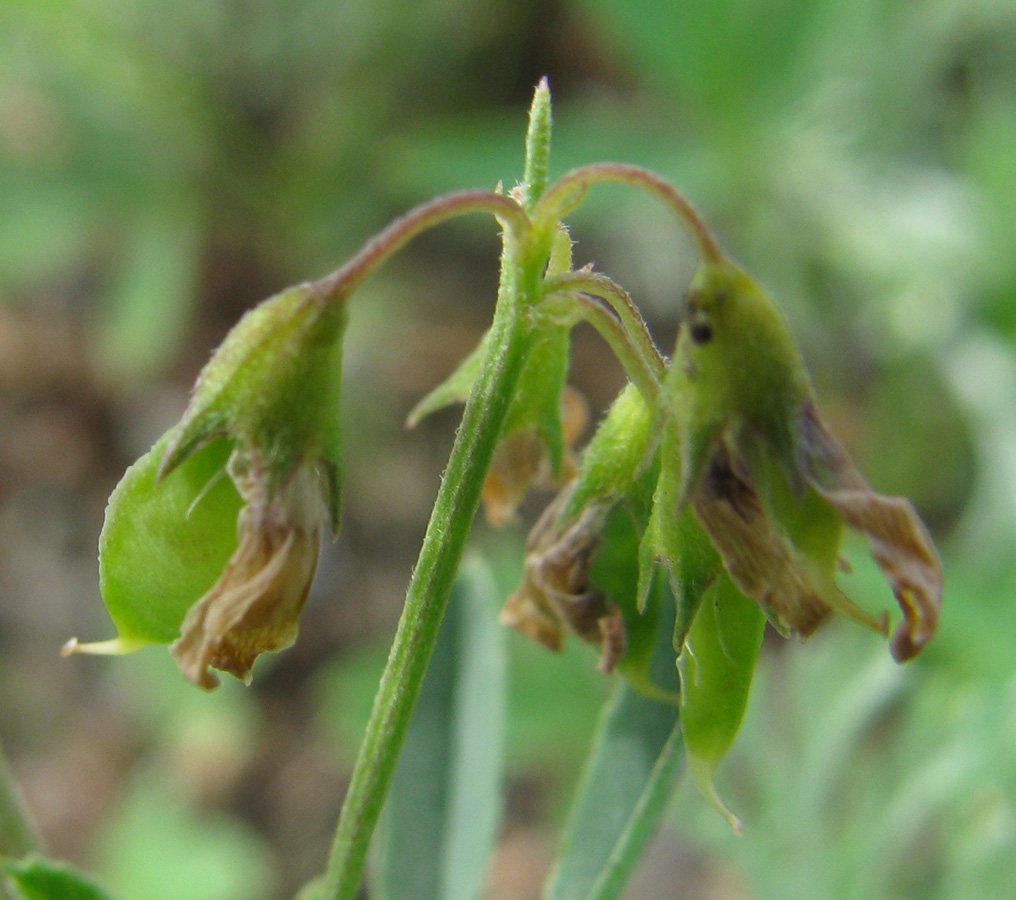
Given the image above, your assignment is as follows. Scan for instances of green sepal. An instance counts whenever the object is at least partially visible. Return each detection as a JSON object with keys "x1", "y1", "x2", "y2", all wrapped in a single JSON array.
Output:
[
  {"x1": 678, "y1": 575, "x2": 766, "y2": 833},
  {"x1": 406, "y1": 224, "x2": 572, "y2": 433},
  {"x1": 636, "y1": 422, "x2": 723, "y2": 651},
  {"x1": 160, "y1": 283, "x2": 347, "y2": 503},
  {"x1": 3, "y1": 855, "x2": 119, "y2": 900},
  {"x1": 405, "y1": 331, "x2": 488, "y2": 429},
  {"x1": 587, "y1": 505, "x2": 677, "y2": 703},
  {"x1": 95, "y1": 432, "x2": 243, "y2": 648},
  {"x1": 503, "y1": 324, "x2": 571, "y2": 477},
  {"x1": 561, "y1": 382, "x2": 657, "y2": 523}
]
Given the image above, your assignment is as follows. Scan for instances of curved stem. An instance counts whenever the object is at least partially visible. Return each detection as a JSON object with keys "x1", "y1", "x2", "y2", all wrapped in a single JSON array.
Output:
[
  {"x1": 318, "y1": 237, "x2": 535, "y2": 900},
  {"x1": 313, "y1": 190, "x2": 530, "y2": 303},
  {"x1": 536, "y1": 163, "x2": 724, "y2": 265},
  {"x1": 546, "y1": 271, "x2": 667, "y2": 403}
]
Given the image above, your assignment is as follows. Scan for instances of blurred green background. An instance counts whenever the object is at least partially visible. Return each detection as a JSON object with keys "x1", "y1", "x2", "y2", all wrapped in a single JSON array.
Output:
[{"x1": 1, "y1": 0, "x2": 1014, "y2": 898}]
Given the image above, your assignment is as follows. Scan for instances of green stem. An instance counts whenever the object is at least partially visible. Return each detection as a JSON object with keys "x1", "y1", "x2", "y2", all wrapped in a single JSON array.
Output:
[
  {"x1": 314, "y1": 190, "x2": 529, "y2": 303},
  {"x1": 0, "y1": 738, "x2": 42, "y2": 859},
  {"x1": 545, "y1": 271, "x2": 667, "y2": 403},
  {"x1": 537, "y1": 163, "x2": 724, "y2": 265},
  {"x1": 318, "y1": 237, "x2": 536, "y2": 900}
]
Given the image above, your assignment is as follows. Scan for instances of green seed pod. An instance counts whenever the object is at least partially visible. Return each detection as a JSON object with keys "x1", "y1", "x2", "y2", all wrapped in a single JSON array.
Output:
[
  {"x1": 679, "y1": 575, "x2": 766, "y2": 833},
  {"x1": 67, "y1": 280, "x2": 347, "y2": 688}
]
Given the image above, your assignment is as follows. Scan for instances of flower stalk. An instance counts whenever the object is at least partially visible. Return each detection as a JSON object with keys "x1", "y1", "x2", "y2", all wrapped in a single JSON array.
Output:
[
  {"x1": 318, "y1": 84, "x2": 554, "y2": 900},
  {"x1": 320, "y1": 233, "x2": 536, "y2": 900}
]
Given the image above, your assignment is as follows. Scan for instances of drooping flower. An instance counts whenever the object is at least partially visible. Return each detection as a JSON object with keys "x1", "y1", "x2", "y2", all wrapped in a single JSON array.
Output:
[
  {"x1": 505, "y1": 252, "x2": 944, "y2": 830},
  {"x1": 668, "y1": 256, "x2": 942, "y2": 661},
  {"x1": 65, "y1": 281, "x2": 346, "y2": 688}
]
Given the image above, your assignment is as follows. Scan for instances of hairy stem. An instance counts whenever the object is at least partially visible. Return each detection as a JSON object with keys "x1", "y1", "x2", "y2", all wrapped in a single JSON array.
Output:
[
  {"x1": 319, "y1": 238, "x2": 537, "y2": 900},
  {"x1": 545, "y1": 270, "x2": 667, "y2": 403},
  {"x1": 314, "y1": 190, "x2": 529, "y2": 304},
  {"x1": 537, "y1": 163, "x2": 724, "y2": 265}
]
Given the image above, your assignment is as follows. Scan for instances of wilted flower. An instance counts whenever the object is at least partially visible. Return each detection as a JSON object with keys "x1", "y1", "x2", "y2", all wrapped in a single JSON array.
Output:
[
  {"x1": 66, "y1": 282, "x2": 346, "y2": 688},
  {"x1": 671, "y1": 258, "x2": 942, "y2": 661},
  {"x1": 505, "y1": 255, "x2": 944, "y2": 830},
  {"x1": 481, "y1": 385, "x2": 588, "y2": 524},
  {"x1": 170, "y1": 449, "x2": 327, "y2": 689},
  {"x1": 501, "y1": 487, "x2": 626, "y2": 672}
]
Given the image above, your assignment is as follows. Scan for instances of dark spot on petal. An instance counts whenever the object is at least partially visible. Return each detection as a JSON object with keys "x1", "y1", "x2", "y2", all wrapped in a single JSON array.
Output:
[{"x1": 690, "y1": 322, "x2": 713, "y2": 345}]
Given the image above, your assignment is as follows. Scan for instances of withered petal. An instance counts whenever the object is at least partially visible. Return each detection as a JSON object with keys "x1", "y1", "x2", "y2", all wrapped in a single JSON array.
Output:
[
  {"x1": 501, "y1": 485, "x2": 626, "y2": 670},
  {"x1": 800, "y1": 404, "x2": 942, "y2": 662},
  {"x1": 692, "y1": 443, "x2": 832, "y2": 638},
  {"x1": 171, "y1": 509, "x2": 321, "y2": 689}
]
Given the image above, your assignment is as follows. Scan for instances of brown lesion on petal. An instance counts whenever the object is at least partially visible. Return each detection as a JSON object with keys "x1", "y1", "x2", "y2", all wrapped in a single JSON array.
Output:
[
  {"x1": 799, "y1": 403, "x2": 942, "y2": 662},
  {"x1": 691, "y1": 442, "x2": 832, "y2": 638},
  {"x1": 171, "y1": 457, "x2": 324, "y2": 689},
  {"x1": 501, "y1": 486, "x2": 626, "y2": 672}
]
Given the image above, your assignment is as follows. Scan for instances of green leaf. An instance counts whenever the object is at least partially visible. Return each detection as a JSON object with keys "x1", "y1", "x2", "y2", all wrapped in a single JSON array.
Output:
[
  {"x1": 543, "y1": 578, "x2": 682, "y2": 900},
  {"x1": 405, "y1": 332, "x2": 488, "y2": 428},
  {"x1": 93, "y1": 432, "x2": 242, "y2": 648},
  {"x1": 2, "y1": 856, "x2": 117, "y2": 900},
  {"x1": 371, "y1": 556, "x2": 506, "y2": 900},
  {"x1": 91, "y1": 202, "x2": 202, "y2": 385}
]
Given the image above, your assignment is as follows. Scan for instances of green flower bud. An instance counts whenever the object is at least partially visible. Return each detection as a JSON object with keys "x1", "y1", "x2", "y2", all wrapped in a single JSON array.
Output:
[{"x1": 66, "y1": 281, "x2": 346, "y2": 688}]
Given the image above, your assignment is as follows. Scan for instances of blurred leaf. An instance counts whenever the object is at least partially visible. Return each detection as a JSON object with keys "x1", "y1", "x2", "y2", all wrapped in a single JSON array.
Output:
[
  {"x1": 543, "y1": 577, "x2": 682, "y2": 900},
  {"x1": 372, "y1": 555, "x2": 506, "y2": 900},
  {"x1": 582, "y1": 0, "x2": 829, "y2": 124},
  {"x1": 91, "y1": 201, "x2": 203, "y2": 385},
  {"x1": 2, "y1": 857, "x2": 117, "y2": 900},
  {"x1": 97, "y1": 774, "x2": 273, "y2": 900}
]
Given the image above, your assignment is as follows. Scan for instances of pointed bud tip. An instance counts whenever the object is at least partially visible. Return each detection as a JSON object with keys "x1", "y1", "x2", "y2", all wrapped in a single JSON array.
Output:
[{"x1": 62, "y1": 636, "x2": 148, "y2": 657}]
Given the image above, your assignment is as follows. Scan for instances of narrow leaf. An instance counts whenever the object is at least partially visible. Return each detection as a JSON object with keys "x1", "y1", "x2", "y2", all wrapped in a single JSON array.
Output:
[
  {"x1": 3, "y1": 856, "x2": 118, "y2": 900},
  {"x1": 372, "y1": 556, "x2": 506, "y2": 900},
  {"x1": 543, "y1": 580, "x2": 682, "y2": 900}
]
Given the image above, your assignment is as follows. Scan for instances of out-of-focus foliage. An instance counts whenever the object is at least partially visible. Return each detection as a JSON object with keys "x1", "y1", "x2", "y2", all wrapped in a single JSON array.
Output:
[{"x1": 2, "y1": 0, "x2": 1015, "y2": 898}]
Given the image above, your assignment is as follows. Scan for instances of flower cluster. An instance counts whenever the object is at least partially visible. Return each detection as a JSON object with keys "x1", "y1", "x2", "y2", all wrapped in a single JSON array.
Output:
[{"x1": 493, "y1": 254, "x2": 942, "y2": 827}]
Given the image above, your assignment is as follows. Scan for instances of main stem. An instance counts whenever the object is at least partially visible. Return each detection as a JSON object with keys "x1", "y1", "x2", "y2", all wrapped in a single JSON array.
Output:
[{"x1": 319, "y1": 243, "x2": 534, "y2": 900}]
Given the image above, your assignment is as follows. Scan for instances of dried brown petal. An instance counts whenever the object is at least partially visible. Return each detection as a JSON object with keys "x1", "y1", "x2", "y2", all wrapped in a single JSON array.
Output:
[
  {"x1": 171, "y1": 458, "x2": 324, "y2": 688},
  {"x1": 800, "y1": 404, "x2": 942, "y2": 662},
  {"x1": 501, "y1": 486, "x2": 626, "y2": 671},
  {"x1": 691, "y1": 442, "x2": 833, "y2": 637},
  {"x1": 481, "y1": 386, "x2": 589, "y2": 524}
]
